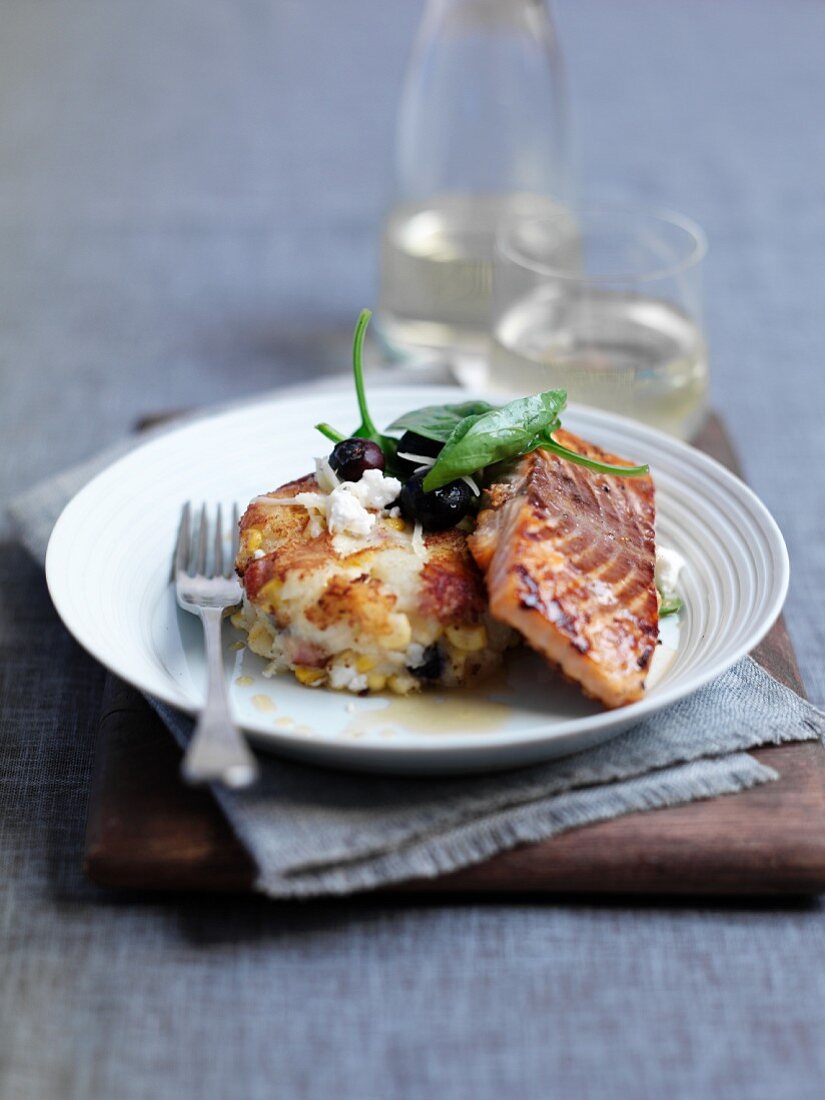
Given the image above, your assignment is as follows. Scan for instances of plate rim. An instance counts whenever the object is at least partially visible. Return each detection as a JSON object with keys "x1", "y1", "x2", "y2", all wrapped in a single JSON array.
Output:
[{"x1": 45, "y1": 387, "x2": 790, "y2": 763}]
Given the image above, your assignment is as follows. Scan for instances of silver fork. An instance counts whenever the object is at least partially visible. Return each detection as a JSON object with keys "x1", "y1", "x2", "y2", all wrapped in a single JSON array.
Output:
[{"x1": 173, "y1": 502, "x2": 259, "y2": 789}]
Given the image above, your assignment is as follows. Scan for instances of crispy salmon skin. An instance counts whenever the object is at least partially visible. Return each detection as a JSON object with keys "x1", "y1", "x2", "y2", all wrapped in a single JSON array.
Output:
[{"x1": 468, "y1": 429, "x2": 658, "y2": 708}]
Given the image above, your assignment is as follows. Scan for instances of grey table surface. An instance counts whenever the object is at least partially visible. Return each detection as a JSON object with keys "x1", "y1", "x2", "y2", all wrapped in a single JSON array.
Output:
[{"x1": 2, "y1": 2, "x2": 824, "y2": 1097}]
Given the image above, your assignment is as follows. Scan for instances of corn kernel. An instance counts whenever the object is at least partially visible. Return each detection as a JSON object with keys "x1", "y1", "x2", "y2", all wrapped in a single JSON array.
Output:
[
  {"x1": 356, "y1": 654, "x2": 376, "y2": 673},
  {"x1": 257, "y1": 578, "x2": 282, "y2": 609},
  {"x1": 366, "y1": 672, "x2": 387, "y2": 692},
  {"x1": 383, "y1": 614, "x2": 412, "y2": 651},
  {"x1": 450, "y1": 651, "x2": 467, "y2": 676},
  {"x1": 384, "y1": 516, "x2": 407, "y2": 532},
  {"x1": 245, "y1": 528, "x2": 263, "y2": 552},
  {"x1": 345, "y1": 550, "x2": 376, "y2": 569},
  {"x1": 388, "y1": 672, "x2": 416, "y2": 695},
  {"x1": 446, "y1": 624, "x2": 488, "y2": 652},
  {"x1": 294, "y1": 665, "x2": 325, "y2": 686},
  {"x1": 248, "y1": 621, "x2": 276, "y2": 654},
  {"x1": 408, "y1": 615, "x2": 442, "y2": 646}
]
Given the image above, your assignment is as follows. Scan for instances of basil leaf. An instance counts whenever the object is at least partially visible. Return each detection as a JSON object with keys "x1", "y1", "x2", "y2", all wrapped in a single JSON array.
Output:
[
  {"x1": 386, "y1": 400, "x2": 497, "y2": 443},
  {"x1": 423, "y1": 390, "x2": 567, "y2": 490}
]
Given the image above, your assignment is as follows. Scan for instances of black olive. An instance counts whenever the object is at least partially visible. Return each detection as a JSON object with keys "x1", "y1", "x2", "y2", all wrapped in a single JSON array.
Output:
[
  {"x1": 329, "y1": 438, "x2": 385, "y2": 482},
  {"x1": 410, "y1": 643, "x2": 442, "y2": 681},
  {"x1": 395, "y1": 431, "x2": 444, "y2": 478},
  {"x1": 399, "y1": 471, "x2": 472, "y2": 531}
]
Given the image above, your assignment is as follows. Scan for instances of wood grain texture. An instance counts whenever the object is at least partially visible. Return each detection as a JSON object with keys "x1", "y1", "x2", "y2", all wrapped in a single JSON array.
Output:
[{"x1": 84, "y1": 412, "x2": 825, "y2": 896}]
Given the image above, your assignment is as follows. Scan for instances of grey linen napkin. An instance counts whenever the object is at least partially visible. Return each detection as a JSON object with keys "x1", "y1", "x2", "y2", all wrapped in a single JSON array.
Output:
[{"x1": 9, "y1": 420, "x2": 825, "y2": 899}]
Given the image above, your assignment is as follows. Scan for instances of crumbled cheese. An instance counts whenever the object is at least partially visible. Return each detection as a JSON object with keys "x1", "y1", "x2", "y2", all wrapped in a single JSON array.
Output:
[
  {"x1": 344, "y1": 468, "x2": 402, "y2": 510},
  {"x1": 405, "y1": 642, "x2": 427, "y2": 669},
  {"x1": 328, "y1": 489, "x2": 375, "y2": 538},
  {"x1": 293, "y1": 491, "x2": 329, "y2": 538},
  {"x1": 308, "y1": 513, "x2": 325, "y2": 538},
  {"x1": 314, "y1": 455, "x2": 340, "y2": 494},
  {"x1": 397, "y1": 451, "x2": 437, "y2": 469},
  {"x1": 255, "y1": 492, "x2": 328, "y2": 511},
  {"x1": 655, "y1": 546, "x2": 685, "y2": 600},
  {"x1": 293, "y1": 491, "x2": 326, "y2": 512},
  {"x1": 255, "y1": 467, "x2": 403, "y2": 543},
  {"x1": 328, "y1": 664, "x2": 368, "y2": 693},
  {"x1": 411, "y1": 521, "x2": 428, "y2": 562},
  {"x1": 252, "y1": 495, "x2": 296, "y2": 507},
  {"x1": 326, "y1": 468, "x2": 402, "y2": 539}
]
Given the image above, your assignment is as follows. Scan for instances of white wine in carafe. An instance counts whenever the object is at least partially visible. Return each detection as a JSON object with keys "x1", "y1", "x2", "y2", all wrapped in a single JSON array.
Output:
[
  {"x1": 379, "y1": 0, "x2": 574, "y2": 359},
  {"x1": 378, "y1": 194, "x2": 579, "y2": 357}
]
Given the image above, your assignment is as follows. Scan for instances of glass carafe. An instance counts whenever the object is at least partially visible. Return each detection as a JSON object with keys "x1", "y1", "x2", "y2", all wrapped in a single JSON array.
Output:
[{"x1": 377, "y1": 0, "x2": 576, "y2": 362}]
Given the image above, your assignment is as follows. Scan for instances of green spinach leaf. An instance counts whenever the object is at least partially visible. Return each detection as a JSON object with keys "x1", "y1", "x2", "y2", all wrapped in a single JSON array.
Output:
[
  {"x1": 387, "y1": 400, "x2": 497, "y2": 443},
  {"x1": 314, "y1": 309, "x2": 398, "y2": 466},
  {"x1": 658, "y1": 592, "x2": 683, "y2": 617},
  {"x1": 532, "y1": 433, "x2": 650, "y2": 478},
  {"x1": 422, "y1": 390, "x2": 567, "y2": 490},
  {"x1": 314, "y1": 308, "x2": 650, "y2": 490}
]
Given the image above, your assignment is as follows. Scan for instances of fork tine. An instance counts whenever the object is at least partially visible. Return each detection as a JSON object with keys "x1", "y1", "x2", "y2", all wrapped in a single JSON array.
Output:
[
  {"x1": 214, "y1": 503, "x2": 224, "y2": 577},
  {"x1": 231, "y1": 502, "x2": 240, "y2": 569},
  {"x1": 172, "y1": 502, "x2": 192, "y2": 581},
  {"x1": 193, "y1": 503, "x2": 209, "y2": 576}
]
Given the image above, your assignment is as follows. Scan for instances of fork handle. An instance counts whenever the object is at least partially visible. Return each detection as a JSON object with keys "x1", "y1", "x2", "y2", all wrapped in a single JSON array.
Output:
[{"x1": 181, "y1": 607, "x2": 260, "y2": 789}]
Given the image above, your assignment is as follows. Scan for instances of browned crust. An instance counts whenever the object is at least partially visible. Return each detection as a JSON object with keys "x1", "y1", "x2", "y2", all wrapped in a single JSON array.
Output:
[
  {"x1": 235, "y1": 475, "x2": 319, "y2": 578},
  {"x1": 304, "y1": 574, "x2": 399, "y2": 641},
  {"x1": 419, "y1": 528, "x2": 488, "y2": 626},
  {"x1": 236, "y1": 476, "x2": 487, "y2": 634}
]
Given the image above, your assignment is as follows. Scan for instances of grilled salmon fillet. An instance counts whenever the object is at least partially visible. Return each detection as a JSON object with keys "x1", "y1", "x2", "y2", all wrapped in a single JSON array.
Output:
[
  {"x1": 234, "y1": 475, "x2": 514, "y2": 694},
  {"x1": 468, "y1": 429, "x2": 658, "y2": 708}
]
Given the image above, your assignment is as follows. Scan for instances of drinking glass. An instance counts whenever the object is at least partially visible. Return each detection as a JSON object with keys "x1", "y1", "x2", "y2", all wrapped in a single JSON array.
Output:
[{"x1": 488, "y1": 206, "x2": 708, "y2": 439}]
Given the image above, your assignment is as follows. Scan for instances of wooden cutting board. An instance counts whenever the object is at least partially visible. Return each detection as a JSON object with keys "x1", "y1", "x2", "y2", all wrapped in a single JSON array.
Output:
[{"x1": 83, "y1": 414, "x2": 825, "y2": 896}]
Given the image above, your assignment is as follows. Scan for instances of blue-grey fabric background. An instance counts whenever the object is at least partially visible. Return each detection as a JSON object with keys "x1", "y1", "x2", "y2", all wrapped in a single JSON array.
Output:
[{"x1": 2, "y1": 2, "x2": 824, "y2": 1097}]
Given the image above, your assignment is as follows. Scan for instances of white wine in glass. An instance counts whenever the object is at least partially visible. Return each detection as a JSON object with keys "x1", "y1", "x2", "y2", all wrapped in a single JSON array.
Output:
[{"x1": 489, "y1": 206, "x2": 709, "y2": 440}]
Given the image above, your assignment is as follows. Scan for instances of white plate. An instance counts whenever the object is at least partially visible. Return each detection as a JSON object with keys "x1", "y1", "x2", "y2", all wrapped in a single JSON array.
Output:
[{"x1": 46, "y1": 386, "x2": 789, "y2": 774}]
